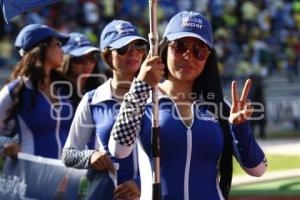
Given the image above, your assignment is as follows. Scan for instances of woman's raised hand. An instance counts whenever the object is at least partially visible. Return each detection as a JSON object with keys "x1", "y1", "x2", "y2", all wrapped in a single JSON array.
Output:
[
  {"x1": 229, "y1": 79, "x2": 254, "y2": 124},
  {"x1": 137, "y1": 54, "x2": 164, "y2": 86}
]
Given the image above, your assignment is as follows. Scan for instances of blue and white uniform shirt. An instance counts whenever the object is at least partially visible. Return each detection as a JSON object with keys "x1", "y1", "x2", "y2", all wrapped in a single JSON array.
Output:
[
  {"x1": 0, "y1": 77, "x2": 74, "y2": 159},
  {"x1": 63, "y1": 79, "x2": 139, "y2": 185}
]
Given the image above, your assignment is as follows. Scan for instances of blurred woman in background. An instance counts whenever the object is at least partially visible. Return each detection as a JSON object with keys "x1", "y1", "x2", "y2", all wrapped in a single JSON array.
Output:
[
  {"x1": 0, "y1": 24, "x2": 73, "y2": 159},
  {"x1": 62, "y1": 20, "x2": 148, "y2": 200},
  {"x1": 61, "y1": 32, "x2": 104, "y2": 102}
]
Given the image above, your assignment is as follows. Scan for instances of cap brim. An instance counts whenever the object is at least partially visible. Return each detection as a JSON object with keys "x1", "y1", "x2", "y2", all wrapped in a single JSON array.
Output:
[
  {"x1": 68, "y1": 46, "x2": 100, "y2": 57},
  {"x1": 55, "y1": 33, "x2": 70, "y2": 45},
  {"x1": 110, "y1": 36, "x2": 147, "y2": 49},
  {"x1": 166, "y1": 32, "x2": 212, "y2": 48}
]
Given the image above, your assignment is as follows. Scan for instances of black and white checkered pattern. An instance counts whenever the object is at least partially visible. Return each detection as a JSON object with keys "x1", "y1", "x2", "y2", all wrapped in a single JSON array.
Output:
[
  {"x1": 62, "y1": 148, "x2": 95, "y2": 169},
  {"x1": 112, "y1": 79, "x2": 152, "y2": 146}
]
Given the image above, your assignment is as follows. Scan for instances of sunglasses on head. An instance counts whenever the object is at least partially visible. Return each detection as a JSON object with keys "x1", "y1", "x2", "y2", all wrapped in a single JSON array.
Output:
[
  {"x1": 72, "y1": 53, "x2": 99, "y2": 64},
  {"x1": 168, "y1": 39, "x2": 210, "y2": 61},
  {"x1": 110, "y1": 42, "x2": 148, "y2": 55}
]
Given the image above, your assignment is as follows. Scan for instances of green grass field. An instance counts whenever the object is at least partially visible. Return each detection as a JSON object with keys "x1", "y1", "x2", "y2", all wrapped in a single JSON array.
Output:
[
  {"x1": 233, "y1": 154, "x2": 300, "y2": 176},
  {"x1": 231, "y1": 177, "x2": 300, "y2": 196},
  {"x1": 231, "y1": 152, "x2": 300, "y2": 196}
]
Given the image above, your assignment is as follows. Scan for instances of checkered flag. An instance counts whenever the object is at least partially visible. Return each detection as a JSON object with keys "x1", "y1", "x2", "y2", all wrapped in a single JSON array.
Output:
[{"x1": 112, "y1": 80, "x2": 152, "y2": 146}]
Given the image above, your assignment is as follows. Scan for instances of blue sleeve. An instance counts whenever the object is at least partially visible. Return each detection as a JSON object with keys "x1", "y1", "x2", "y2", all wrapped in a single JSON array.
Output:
[{"x1": 231, "y1": 121, "x2": 265, "y2": 168}]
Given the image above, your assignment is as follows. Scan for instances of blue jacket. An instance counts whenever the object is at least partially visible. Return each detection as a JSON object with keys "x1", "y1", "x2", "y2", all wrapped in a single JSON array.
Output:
[
  {"x1": 63, "y1": 79, "x2": 140, "y2": 185},
  {"x1": 109, "y1": 79, "x2": 265, "y2": 200},
  {"x1": 0, "y1": 77, "x2": 73, "y2": 158}
]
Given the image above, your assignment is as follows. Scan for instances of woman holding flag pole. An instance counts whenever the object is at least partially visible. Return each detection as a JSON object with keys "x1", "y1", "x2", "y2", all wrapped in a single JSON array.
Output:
[{"x1": 109, "y1": 11, "x2": 267, "y2": 200}]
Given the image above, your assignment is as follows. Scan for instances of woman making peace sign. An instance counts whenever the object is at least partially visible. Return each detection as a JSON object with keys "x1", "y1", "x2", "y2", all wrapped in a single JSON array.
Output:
[{"x1": 109, "y1": 11, "x2": 267, "y2": 200}]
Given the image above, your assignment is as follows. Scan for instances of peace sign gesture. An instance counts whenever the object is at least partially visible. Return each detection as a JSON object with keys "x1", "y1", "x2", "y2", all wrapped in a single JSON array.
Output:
[{"x1": 229, "y1": 79, "x2": 253, "y2": 124}]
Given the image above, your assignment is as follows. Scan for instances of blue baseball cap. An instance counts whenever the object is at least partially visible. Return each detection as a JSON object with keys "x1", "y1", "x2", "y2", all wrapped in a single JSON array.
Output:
[
  {"x1": 100, "y1": 20, "x2": 147, "y2": 51},
  {"x1": 15, "y1": 24, "x2": 69, "y2": 56},
  {"x1": 63, "y1": 32, "x2": 100, "y2": 57},
  {"x1": 163, "y1": 11, "x2": 213, "y2": 48}
]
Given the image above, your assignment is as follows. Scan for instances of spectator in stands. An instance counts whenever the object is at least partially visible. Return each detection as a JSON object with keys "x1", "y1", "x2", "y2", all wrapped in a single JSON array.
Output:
[
  {"x1": 0, "y1": 24, "x2": 74, "y2": 159},
  {"x1": 2, "y1": 1, "x2": 300, "y2": 80},
  {"x1": 249, "y1": 73, "x2": 267, "y2": 139},
  {"x1": 62, "y1": 20, "x2": 148, "y2": 200}
]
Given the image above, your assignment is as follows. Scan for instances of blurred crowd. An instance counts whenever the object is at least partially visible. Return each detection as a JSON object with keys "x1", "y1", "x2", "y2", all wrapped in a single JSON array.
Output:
[{"x1": 1, "y1": 0, "x2": 300, "y2": 83}]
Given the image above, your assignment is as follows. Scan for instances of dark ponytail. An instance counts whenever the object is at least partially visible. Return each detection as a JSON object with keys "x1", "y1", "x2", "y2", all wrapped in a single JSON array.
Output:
[{"x1": 194, "y1": 49, "x2": 233, "y2": 199}]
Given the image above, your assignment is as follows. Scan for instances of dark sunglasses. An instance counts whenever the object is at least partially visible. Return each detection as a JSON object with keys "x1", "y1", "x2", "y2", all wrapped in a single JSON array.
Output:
[
  {"x1": 168, "y1": 39, "x2": 210, "y2": 61},
  {"x1": 72, "y1": 53, "x2": 99, "y2": 64},
  {"x1": 110, "y1": 42, "x2": 148, "y2": 55}
]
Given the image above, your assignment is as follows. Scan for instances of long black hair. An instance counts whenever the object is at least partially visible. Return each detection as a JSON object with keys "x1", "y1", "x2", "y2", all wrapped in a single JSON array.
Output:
[{"x1": 159, "y1": 38, "x2": 233, "y2": 199}]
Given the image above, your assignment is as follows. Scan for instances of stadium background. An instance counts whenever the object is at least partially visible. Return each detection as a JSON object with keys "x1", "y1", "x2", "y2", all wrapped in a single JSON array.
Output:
[{"x1": 1, "y1": 0, "x2": 299, "y2": 135}]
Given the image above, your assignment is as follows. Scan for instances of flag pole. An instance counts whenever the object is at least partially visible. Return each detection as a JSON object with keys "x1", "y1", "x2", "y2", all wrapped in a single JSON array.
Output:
[{"x1": 148, "y1": 0, "x2": 161, "y2": 199}]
